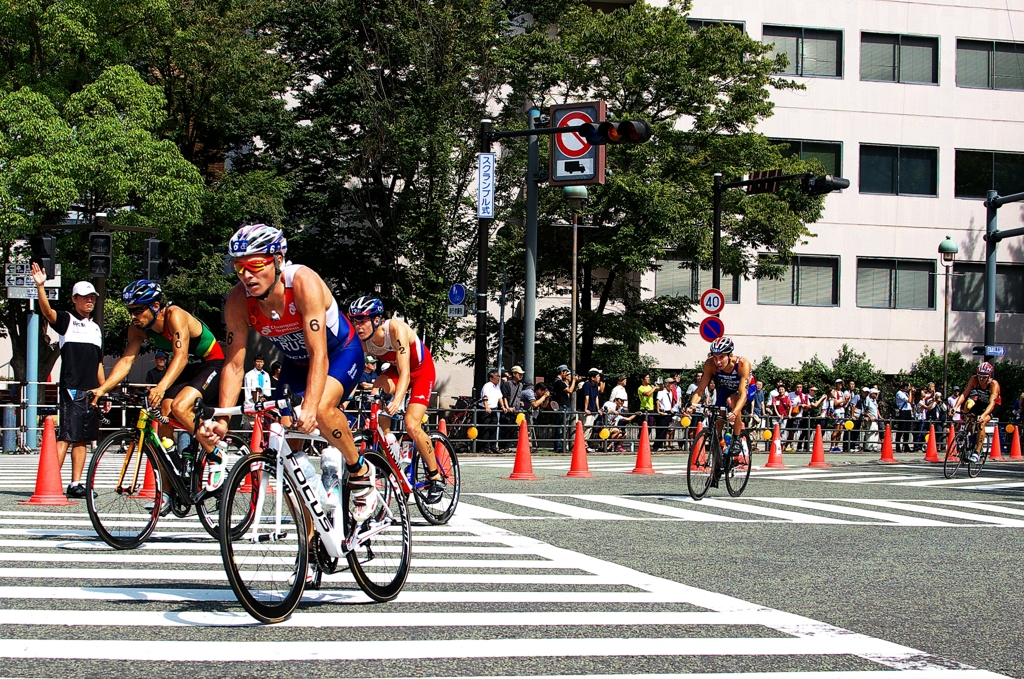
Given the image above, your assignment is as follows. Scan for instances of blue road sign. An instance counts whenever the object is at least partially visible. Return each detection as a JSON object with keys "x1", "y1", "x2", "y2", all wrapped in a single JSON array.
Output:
[
  {"x1": 699, "y1": 316, "x2": 725, "y2": 342},
  {"x1": 986, "y1": 345, "x2": 1006, "y2": 357},
  {"x1": 448, "y1": 284, "x2": 467, "y2": 306}
]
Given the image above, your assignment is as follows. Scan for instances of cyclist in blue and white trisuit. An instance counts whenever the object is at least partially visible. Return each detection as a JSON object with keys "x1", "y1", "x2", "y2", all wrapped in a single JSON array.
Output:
[
  {"x1": 685, "y1": 337, "x2": 752, "y2": 440},
  {"x1": 201, "y1": 224, "x2": 376, "y2": 521}
]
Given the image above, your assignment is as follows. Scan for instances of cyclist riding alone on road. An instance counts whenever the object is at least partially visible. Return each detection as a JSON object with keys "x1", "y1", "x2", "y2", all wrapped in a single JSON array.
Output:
[
  {"x1": 685, "y1": 337, "x2": 752, "y2": 441},
  {"x1": 200, "y1": 224, "x2": 378, "y2": 521},
  {"x1": 953, "y1": 361, "x2": 1002, "y2": 463},
  {"x1": 348, "y1": 296, "x2": 445, "y2": 504},
  {"x1": 92, "y1": 280, "x2": 224, "y2": 450}
]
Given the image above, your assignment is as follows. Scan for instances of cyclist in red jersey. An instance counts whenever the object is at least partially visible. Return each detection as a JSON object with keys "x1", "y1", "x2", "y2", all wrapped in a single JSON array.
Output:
[{"x1": 348, "y1": 296, "x2": 444, "y2": 502}]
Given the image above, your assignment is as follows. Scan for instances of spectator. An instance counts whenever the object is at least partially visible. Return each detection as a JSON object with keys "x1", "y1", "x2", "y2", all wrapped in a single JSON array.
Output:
[
  {"x1": 550, "y1": 365, "x2": 580, "y2": 452},
  {"x1": 895, "y1": 382, "x2": 913, "y2": 453},
  {"x1": 850, "y1": 386, "x2": 868, "y2": 451},
  {"x1": 146, "y1": 351, "x2": 169, "y2": 385},
  {"x1": 359, "y1": 355, "x2": 379, "y2": 391},
  {"x1": 948, "y1": 386, "x2": 961, "y2": 423},
  {"x1": 31, "y1": 267, "x2": 103, "y2": 499},
  {"x1": 244, "y1": 354, "x2": 273, "y2": 409},
  {"x1": 830, "y1": 379, "x2": 847, "y2": 452},
  {"x1": 863, "y1": 387, "x2": 882, "y2": 451},
  {"x1": 269, "y1": 361, "x2": 281, "y2": 392},
  {"x1": 770, "y1": 380, "x2": 791, "y2": 444},
  {"x1": 808, "y1": 385, "x2": 827, "y2": 435},
  {"x1": 637, "y1": 373, "x2": 656, "y2": 428},
  {"x1": 581, "y1": 369, "x2": 604, "y2": 450},
  {"x1": 500, "y1": 365, "x2": 526, "y2": 450},
  {"x1": 789, "y1": 382, "x2": 811, "y2": 452},
  {"x1": 479, "y1": 370, "x2": 503, "y2": 453},
  {"x1": 610, "y1": 375, "x2": 629, "y2": 410},
  {"x1": 748, "y1": 380, "x2": 765, "y2": 447},
  {"x1": 523, "y1": 381, "x2": 551, "y2": 446},
  {"x1": 653, "y1": 377, "x2": 676, "y2": 451},
  {"x1": 602, "y1": 396, "x2": 636, "y2": 451}
]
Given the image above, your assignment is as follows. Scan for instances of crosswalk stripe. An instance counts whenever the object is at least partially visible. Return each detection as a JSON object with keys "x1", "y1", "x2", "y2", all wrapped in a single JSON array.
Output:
[
  {"x1": 757, "y1": 499, "x2": 954, "y2": 526},
  {"x1": 475, "y1": 494, "x2": 632, "y2": 520},
  {"x1": 378, "y1": 673, "x2": 1010, "y2": 679},
  {"x1": 760, "y1": 472, "x2": 893, "y2": 481},
  {"x1": 928, "y1": 501, "x2": 1024, "y2": 517},
  {"x1": 846, "y1": 500, "x2": 1024, "y2": 526},
  {"x1": 819, "y1": 475, "x2": 917, "y2": 484},
  {"x1": 666, "y1": 497, "x2": 848, "y2": 524},
  {"x1": 571, "y1": 495, "x2": 748, "y2": 522}
]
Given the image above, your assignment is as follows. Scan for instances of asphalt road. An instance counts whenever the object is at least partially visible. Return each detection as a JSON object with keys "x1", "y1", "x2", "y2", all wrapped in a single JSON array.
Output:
[{"x1": 0, "y1": 448, "x2": 1021, "y2": 679}]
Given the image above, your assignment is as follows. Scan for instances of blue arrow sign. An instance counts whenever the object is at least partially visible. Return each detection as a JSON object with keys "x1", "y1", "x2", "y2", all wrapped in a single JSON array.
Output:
[{"x1": 448, "y1": 284, "x2": 467, "y2": 306}]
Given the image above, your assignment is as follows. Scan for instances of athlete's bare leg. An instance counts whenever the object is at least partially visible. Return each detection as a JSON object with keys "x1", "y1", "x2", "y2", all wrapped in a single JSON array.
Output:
[
  {"x1": 314, "y1": 376, "x2": 359, "y2": 467},
  {"x1": 404, "y1": 402, "x2": 438, "y2": 473}
]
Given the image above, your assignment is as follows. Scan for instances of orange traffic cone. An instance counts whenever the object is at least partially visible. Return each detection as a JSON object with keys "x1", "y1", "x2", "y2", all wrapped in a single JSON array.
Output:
[
  {"x1": 564, "y1": 421, "x2": 593, "y2": 478},
  {"x1": 506, "y1": 420, "x2": 540, "y2": 480},
  {"x1": 807, "y1": 425, "x2": 830, "y2": 468},
  {"x1": 434, "y1": 418, "x2": 454, "y2": 482},
  {"x1": 923, "y1": 424, "x2": 940, "y2": 463},
  {"x1": 20, "y1": 417, "x2": 75, "y2": 506},
  {"x1": 879, "y1": 424, "x2": 897, "y2": 463},
  {"x1": 688, "y1": 421, "x2": 705, "y2": 471},
  {"x1": 989, "y1": 427, "x2": 1005, "y2": 461},
  {"x1": 765, "y1": 423, "x2": 785, "y2": 468},
  {"x1": 250, "y1": 415, "x2": 264, "y2": 453},
  {"x1": 1010, "y1": 427, "x2": 1023, "y2": 461},
  {"x1": 135, "y1": 456, "x2": 158, "y2": 499},
  {"x1": 628, "y1": 421, "x2": 659, "y2": 474}
]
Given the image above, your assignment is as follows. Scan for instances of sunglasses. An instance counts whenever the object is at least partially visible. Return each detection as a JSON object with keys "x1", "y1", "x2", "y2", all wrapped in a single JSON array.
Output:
[
  {"x1": 127, "y1": 306, "x2": 150, "y2": 317},
  {"x1": 232, "y1": 257, "x2": 275, "y2": 274}
]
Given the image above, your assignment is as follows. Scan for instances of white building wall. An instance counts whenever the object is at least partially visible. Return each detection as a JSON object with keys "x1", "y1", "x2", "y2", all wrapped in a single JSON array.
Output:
[{"x1": 644, "y1": 0, "x2": 1024, "y2": 373}]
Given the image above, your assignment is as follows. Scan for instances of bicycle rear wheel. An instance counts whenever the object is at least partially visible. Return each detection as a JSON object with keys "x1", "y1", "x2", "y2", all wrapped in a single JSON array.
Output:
[
  {"x1": 686, "y1": 430, "x2": 716, "y2": 501},
  {"x1": 347, "y1": 451, "x2": 411, "y2": 602},
  {"x1": 725, "y1": 432, "x2": 752, "y2": 497},
  {"x1": 412, "y1": 432, "x2": 460, "y2": 524},
  {"x1": 196, "y1": 434, "x2": 251, "y2": 539},
  {"x1": 220, "y1": 452, "x2": 308, "y2": 624},
  {"x1": 86, "y1": 430, "x2": 161, "y2": 550},
  {"x1": 943, "y1": 434, "x2": 963, "y2": 479}
]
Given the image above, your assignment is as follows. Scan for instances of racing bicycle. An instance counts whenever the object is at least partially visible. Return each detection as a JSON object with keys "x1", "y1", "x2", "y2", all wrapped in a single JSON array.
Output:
[
  {"x1": 216, "y1": 394, "x2": 412, "y2": 623},
  {"x1": 85, "y1": 391, "x2": 248, "y2": 548},
  {"x1": 686, "y1": 406, "x2": 752, "y2": 500},
  {"x1": 944, "y1": 413, "x2": 988, "y2": 479}
]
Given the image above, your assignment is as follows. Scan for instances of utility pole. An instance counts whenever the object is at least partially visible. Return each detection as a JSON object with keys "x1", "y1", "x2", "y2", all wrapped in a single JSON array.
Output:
[
  {"x1": 524, "y1": 110, "x2": 540, "y2": 382},
  {"x1": 473, "y1": 120, "x2": 493, "y2": 397},
  {"x1": 981, "y1": 187, "x2": 1024, "y2": 360}
]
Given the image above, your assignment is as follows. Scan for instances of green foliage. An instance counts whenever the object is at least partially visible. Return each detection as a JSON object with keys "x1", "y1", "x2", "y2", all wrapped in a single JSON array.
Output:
[{"x1": 752, "y1": 345, "x2": 885, "y2": 392}]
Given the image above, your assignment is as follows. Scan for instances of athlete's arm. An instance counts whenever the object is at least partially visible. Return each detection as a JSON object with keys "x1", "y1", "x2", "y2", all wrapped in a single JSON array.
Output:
[
  {"x1": 201, "y1": 286, "x2": 248, "y2": 443},
  {"x1": 982, "y1": 380, "x2": 1001, "y2": 419},
  {"x1": 731, "y1": 358, "x2": 751, "y2": 420},
  {"x1": 385, "y1": 319, "x2": 415, "y2": 417},
  {"x1": 689, "y1": 359, "x2": 716, "y2": 409},
  {"x1": 30, "y1": 264, "x2": 58, "y2": 325},
  {"x1": 92, "y1": 327, "x2": 145, "y2": 404},
  {"x1": 953, "y1": 378, "x2": 972, "y2": 411},
  {"x1": 150, "y1": 306, "x2": 190, "y2": 407},
  {"x1": 291, "y1": 267, "x2": 329, "y2": 433}
]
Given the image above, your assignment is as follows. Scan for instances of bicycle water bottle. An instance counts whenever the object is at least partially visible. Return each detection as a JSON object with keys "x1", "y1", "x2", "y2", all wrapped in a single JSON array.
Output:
[
  {"x1": 400, "y1": 439, "x2": 414, "y2": 465},
  {"x1": 724, "y1": 431, "x2": 733, "y2": 453},
  {"x1": 160, "y1": 437, "x2": 176, "y2": 454},
  {"x1": 205, "y1": 441, "x2": 228, "y2": 492},
  {"x1": 290, "y1": 449, "x2": 329, "y2": 507},
  {"x1": 320, "y1": 447, "x2": 342, "y2": 512},
  {"x1": 385, "y1": 432, "x2": 401, "y2": 465}
]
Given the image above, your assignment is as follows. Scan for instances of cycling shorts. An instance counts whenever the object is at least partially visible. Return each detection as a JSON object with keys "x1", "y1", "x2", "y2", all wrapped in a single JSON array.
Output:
[
  {"x1": 966, "y1": 401, "x2": 999, "y2": 419},
  {"x1": 274, "y1": 335, "x2": 364, "y2": 404},
  {"x1": 164, "y1": 360, "x2": 224, "y2": 402},
  {"x1": 715, "y1": 388, "x2": 738, "y2": 408},
  {"x1": 381, "y1": 356, "x2": 437, "y2": 408}
]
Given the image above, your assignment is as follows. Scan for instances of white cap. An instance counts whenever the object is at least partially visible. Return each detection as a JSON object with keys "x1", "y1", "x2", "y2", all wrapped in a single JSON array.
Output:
[{"x1": 72, "y1": 281, "x2": 97, "y2": 297}]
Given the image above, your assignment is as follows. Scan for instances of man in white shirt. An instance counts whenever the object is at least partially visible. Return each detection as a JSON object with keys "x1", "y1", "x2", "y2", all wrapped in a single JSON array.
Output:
[
  {"x1": 610, "y1": 375, "x2": 629, "y2": 410},
  {"x1": 480, "y1": 370, "x2": 503, "y2": 453},
  {"x1": 243, "y1": 354, "x2": 273, "y2": 409}
]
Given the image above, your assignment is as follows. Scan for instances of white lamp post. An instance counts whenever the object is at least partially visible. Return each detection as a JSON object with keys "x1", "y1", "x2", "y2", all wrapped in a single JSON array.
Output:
[{"x1": 939, "y1": 235, "x2": 959, "y2": 399}]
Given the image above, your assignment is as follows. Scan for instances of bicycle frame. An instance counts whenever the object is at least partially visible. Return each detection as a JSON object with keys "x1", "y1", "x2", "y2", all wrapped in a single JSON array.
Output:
[{"x1": 360, "y1": 399, "x2": 414, "y2": 495}]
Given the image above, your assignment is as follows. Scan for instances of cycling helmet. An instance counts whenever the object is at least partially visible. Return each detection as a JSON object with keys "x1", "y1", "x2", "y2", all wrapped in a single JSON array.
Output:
[
  {"x1": 122, "y1": 280, "x2": 162, "y2": 306},
  {"x1": 709, "y1": 336, "x2": 735, "y2": 355},
  {"x1": 977, "y1": 361, "x2": 994, "y2": 377},
  {"x1": 349, "y1": 296, "x2": 385, "y2": 330},
  {"x1": 228, "y1": 223, "x2": 287, "y2": 258}
]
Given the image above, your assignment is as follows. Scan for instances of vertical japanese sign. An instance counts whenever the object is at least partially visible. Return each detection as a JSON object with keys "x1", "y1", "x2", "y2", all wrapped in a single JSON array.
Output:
[{"x1": 477, "y1": 152, "x2": 496, "y2": 219}]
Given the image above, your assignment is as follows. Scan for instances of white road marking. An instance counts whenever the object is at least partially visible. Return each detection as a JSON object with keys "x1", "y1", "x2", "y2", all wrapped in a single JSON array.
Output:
[
  {"x1": 757, "y1": 499, "x2": 955, "y2": 526},
  {"x1": 571, "y1": 495, "x2": 748, "y2": 522},
  {"x1": 666, "y1": 498, "x2": 848, "y2": 524},
  {"x1": 846, "y1": 500, "x2": 1024, "y2": 526},
  {"x1": 475, "y1": 494, "x2": 632, "y2": 520}
]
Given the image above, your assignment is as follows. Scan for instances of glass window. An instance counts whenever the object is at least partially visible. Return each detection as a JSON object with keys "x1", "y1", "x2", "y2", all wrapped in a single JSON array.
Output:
[
  {"x1": 773, "y1": 139, "x2": 842, "y2": 177},
  {"x1": 955, "y1": 150, "x2": 1024, "y2": 199},
  {"x1": 861, "y1": 33, "x2": 937, "y2": 83},
  {"x1": 763, "y1": 26, "x2": 842, "y2": 78},
  {"x1": 758, "y1": 255, "x2": 839, "y2": 306},
  {"x1": 953, "y1": 262, "x2": 1024, "y2": 313},
  {"x1": 856, "y1": 258, "x2": 935, "y2": 309},
  {"x1": 957, "y1": 39, "x2": 1024, "y2": 90},
  {"x1": 860, "y1": 145, "x2": 938, "y2": 196},
  {"x1": 655, "y1": 261, "x2": 739, "y2": 302}
]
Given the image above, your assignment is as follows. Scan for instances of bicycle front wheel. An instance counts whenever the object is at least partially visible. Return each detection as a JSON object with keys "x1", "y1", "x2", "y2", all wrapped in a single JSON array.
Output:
[
  {"x1": 686, "y1": 430, "x2": 716, "y2": 501},
  {"x1": 196, "y1": 434, "x2": 251, "y2": 540},
  {"x1": 86, "y1": 430, "x2": 161, "y2": 550},
  {"x1": 725, "y1": 432, "x2": 752, "y2": 497},
  {"x1": 412, "y1": 433, "x2": 461, "y2": 525},
  {"x1": 943, "y1": 434, "x2": 963, "y2": 479},
  {"x1": 220, "y1": 452, "x2": 308, "y2": 624},
  {"x1": 347, "y1": 451, "x2": 411, "y2": 602},
  {"x1": 968, "y1": 447, "x2": 988, "y2": 478}
]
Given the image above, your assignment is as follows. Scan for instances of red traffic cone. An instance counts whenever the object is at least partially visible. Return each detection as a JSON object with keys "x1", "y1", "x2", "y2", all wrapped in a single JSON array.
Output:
[
  {"x1": 989, "y1": 426, "x2": 1005, "y2": 461},
  {"x1": 135, "y1": 456, "x2": 158, "y2": 499},
  {"x1": 433, "y1": 418, "x2": 454, "y2": 482},
  {"x1": 506, "y1": 420, "x2": 540, "y2": 480},
  {"x1": 765, "y1": 423, "x2": 785, "y2": 468},
  {"x1": 923, "y1": 424, "x2": 940, "y2": 463},
  {"x1": 1010, "y1": 427, "x2": 1023, "y2": 461},
  {"x1": 564, "y1": 421, "x2": 593, "y2": 478},
  {"x1": 807, "y1": 425, "x2": 830, "y2": 468},
  {"x1": 20, "y1": 417, "x2": 75, "y2": 506},
  {"x1": 250, "y1": 415, "x2": 264, "y2": 453},
  {"x1": 879, "y1": 424, "x2": 897, "y2": 463},
  {"x1": 688, "y1": 421, "x2": 705, "y2": 471},
  {"x1": 628, "y1": 421, "x2": 659, "y2": 474}
]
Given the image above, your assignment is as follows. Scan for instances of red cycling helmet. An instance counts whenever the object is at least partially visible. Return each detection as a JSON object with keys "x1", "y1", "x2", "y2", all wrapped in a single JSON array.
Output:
[{"x1": 977, "y1": 361, "x2": 994, "y2": 378}]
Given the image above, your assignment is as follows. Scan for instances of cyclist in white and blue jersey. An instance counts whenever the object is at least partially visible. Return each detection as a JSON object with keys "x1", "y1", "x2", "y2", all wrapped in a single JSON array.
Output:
[{"x1": 685, "y1": 337, "x2": 752, "y2": 441}]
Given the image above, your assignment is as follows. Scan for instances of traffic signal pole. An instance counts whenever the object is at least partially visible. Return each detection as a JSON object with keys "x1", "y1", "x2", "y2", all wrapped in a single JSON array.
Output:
[
  {"x1": 524, "y1": 111, "x2": 540, "y2": 382},
  {"x1": 25, "y1": 300, "x2": 39, "y2": 449},
  {"x1": 474, "y1": 120, "x2": 493, "y2": 398},
  {"x1": 982, "y1": 188, "x2": 1024, "y2": 360}
]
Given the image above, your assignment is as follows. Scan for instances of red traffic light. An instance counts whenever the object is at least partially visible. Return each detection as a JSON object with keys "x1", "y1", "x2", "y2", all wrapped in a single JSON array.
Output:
[{"x1": 579, "y1": 120, "x2": 653, "y2": 146}]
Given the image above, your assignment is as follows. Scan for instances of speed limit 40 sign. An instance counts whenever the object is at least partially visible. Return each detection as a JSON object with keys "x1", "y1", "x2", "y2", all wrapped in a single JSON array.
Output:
[{"x1": 700, "y1": 288, "x2": 725, "y2": 315}]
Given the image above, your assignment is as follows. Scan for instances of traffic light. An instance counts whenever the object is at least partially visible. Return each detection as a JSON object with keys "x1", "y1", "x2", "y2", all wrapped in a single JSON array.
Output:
[
  {"x1": 579, "y1": 120, "x2": 653, "y2": 146},
  {"x1": 802, "y1": 174, "x2": 850, "y2": 196},
  {"x1": 88, "y1": 232, "x2": 112, "y2": 277},
  {"x1": 28, "y1": 235, "x2": 56, "y2": 280},
  {"x1": 143, "y1": 238, "x2": 170, "y2": 279},
  {"x1": 746, "y1": 170, "x2": 783, "y2": 195}
]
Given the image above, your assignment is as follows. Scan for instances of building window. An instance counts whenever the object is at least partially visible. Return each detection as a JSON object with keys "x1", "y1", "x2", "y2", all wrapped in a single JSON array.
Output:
[
  {"x1": 688, "y1": 19, "x2": 744, "y2": 33},
  {"x1": 655, "y1": 260, "x2": 739, "y2": 302},
  {"x1": 954, "y1": 150, "x2": 1024, "y2": 199},
  {"x1": 762, "y1": 26, "x2": 843, "y2": 78},
  {"x1": 860, "y1": 145, "x2": 938, "y2": 196},
  {"x1": 772, "y1": 139, "x2": 842, "y2": 177},
  {"x1": 758, "y1": 255, "x2": 839, "y2": 307},
  {"x1": 860, "y1": 33, "x2": 938, "y2": 84},
  {"x1": 952, "y1": 262, "x2": 1024, "y2": 313},
  {"x1": 856, "y1": 258, "x2": 935, "y2": 310},
  {"x1": 956, "y1": 39, "x2": 1024, "y2": 90}
]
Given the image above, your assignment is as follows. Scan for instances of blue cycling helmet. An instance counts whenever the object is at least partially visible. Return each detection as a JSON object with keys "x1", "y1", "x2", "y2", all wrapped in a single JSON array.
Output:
[
  {"x1": 349, "y1": 296, "x2": 385, "y2": 330},
  {"x1": 228, "y1": 223, "x2": 287, "y2": 257},
  {"x1": 122, "y1": 280, "x2": 163, "y2": 306}
]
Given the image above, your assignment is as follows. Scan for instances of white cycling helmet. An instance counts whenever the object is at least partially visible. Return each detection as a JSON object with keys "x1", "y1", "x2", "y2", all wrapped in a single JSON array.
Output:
[{"x1": 228, "y1": 224, "x2": 287, "y2": 258}]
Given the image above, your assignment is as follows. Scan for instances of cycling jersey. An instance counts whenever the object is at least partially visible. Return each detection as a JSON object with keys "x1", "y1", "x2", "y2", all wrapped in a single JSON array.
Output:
[
  {"x1": 366, "y1": 320, "x2": 436, "y2": 407},
  {"x1": 713, "y1": 358, "x2": 744, "y2": 407},
  {"x1": 145, "y1": 306, "x2": 224, "y2": 362}
]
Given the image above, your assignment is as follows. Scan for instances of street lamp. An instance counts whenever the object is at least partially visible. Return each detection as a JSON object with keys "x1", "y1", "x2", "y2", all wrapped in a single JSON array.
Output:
[
  {"x1": 939, "y1": 235, "x2": 959, "y2": 399},
  {"x1": 563, "y1": 186, "x2": 589, "y2": 378}
]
